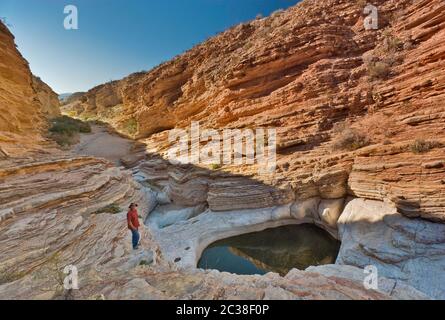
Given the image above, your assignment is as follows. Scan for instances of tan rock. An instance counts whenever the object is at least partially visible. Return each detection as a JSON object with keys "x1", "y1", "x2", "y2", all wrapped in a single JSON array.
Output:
[{"x1": 32, "y1": 76, "x2": 61, "y2": 119}]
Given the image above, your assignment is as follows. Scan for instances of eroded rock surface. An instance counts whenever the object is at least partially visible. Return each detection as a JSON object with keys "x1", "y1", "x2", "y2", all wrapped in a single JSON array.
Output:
[
  {"x1": 63, "y1": 0, "x2": 445, "y2": 222},
  {"x1": 32, "y1": 76, "x2": 61, "y2": 119},
  {"x1": 1, "y1": 0, "x2": 445, "y2": 300},
  {"x1": 0, "y1": 156, "x2": 154, "y2": 299},
  {"x1": 336, "y1": 198, "x2": 445, "y2": 299},
  {"x1": 0, "y1": 22, "x2": 50, "y2": 156}
]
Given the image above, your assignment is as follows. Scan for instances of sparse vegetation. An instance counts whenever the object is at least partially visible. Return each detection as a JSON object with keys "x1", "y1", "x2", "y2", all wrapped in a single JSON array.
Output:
[
  {"x1": 102, "y1": 104, "x2": 123, "y2": 119},
  {"x1": 49, "y1": 116, "x2": 91, "y2": 147},
  {"x1": 332, "y1": 123, "x2": 371, "y2": 151},
  {"x1": 124, "y1": 118, "x2": 138, "y2": 136},
  {"x1": 410, "y1": 139, "x2": 441, "y2": 154},
  {"x1": 367, "y1": 61, "x2": 391, "y2": 80},
  {"x1": 65, "y1": 110, "x2": 78, "y2": 118},
  {"x1": 92, "y1": 203, "x2": 121, "y2": 215},
  {"x1": 79, "y1": 113, "x2": 97, "y2": 122},
  {"x1": 139, "y1": 260, "x2": 151, "y2": 266},
  {"x1": 0, "y1": 268, "x2": 26, "y2": 285},
  {"x1": 382, "y1": 30, "x2": 403, "y2": 53},
  {"x1": 355, "y1": 0, "x2": 367, "y2": 9},
  {"x1": 210, "y1": 163, "x2": 222, "y2": 170}
]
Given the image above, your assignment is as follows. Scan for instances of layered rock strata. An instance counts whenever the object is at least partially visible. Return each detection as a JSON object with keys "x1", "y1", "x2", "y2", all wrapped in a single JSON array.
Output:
[
  {"x1": 0, "y1": 22, "x2": 60, "y2": 157},
  {"x1": 0, "y1": 22, "x2": 47, "y2": 156},
  {"x1": 32, "y1": 75, "x2": 61, "y2": 119},
  {"x1": 63, "y1": 0, "x2": 445, "y2": 222},
  {"x1": 1, "y1": 0, "x2": 445, "y2": 300}
]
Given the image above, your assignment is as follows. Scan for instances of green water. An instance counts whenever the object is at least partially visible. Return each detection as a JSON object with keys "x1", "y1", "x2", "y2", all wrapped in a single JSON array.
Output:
[{"x1": 198, "y1": 224, "x2": 340, "y2": 276}]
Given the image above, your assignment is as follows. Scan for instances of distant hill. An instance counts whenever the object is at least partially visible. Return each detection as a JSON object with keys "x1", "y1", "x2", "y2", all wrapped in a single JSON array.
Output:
[
  {"x1": 59, "y1": 93, "x2": 73, "y2": 101},
  {"x1": 59, "y1": 92, "x2": 86, "y2": 105}
]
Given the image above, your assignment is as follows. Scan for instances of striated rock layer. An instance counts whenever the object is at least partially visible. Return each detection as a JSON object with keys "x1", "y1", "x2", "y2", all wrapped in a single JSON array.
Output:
[
  {"x1": 1, "y1": 0, "x2": 444, "y2": 300},
  {"x1": 0, "y1": 22, "x2": 60, "y2": 157},
  {"x1": 64, "y1": 0, "x2": 445, "y2": 222},
  {"x1": 32, "y1": 75, "x2": 61, "y2": 119},
  {"x1": 1, "y1": 155, "x2": 426, "y2": 300},
  {"x1": 0, "y1": 15, "x2": 418, "y2": 301}
]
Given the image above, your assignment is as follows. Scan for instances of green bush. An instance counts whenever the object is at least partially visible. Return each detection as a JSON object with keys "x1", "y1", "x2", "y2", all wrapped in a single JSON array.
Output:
[
  {"x1": 210, "y1": 163, "x2": 222, "y2": 170},
  {"x1": 49, "y1": 116, "x2": 91, "y2": 147},
  {"x1": 50, "y1": 116, "x2": 91, "y2": 135},
  {"x1": 410, "y1": 139, "x2": 441, "y2": 154},
  {"x1": 92, "y1": 203, "x2": 121, "y2": 215},
  {"x1": 139, "y1": 260, "x2": 151, "y2": 266},
  {"x1": 125, "y1": 118, "x2": 138, "y2": 135}
]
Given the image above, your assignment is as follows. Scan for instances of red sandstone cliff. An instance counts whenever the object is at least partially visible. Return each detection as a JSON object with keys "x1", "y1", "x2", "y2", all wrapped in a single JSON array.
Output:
[
  {"x1": 0, "y1": 1, "x2": 441, "y2": 300},
  {"x1": 64, "y1": 0, "x2": 445, "y2": 222}
]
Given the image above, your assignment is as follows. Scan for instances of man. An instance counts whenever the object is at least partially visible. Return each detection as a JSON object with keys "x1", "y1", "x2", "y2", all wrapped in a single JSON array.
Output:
[{"x1": 127, "y1": 203, "x2": 140, "y2": 250}]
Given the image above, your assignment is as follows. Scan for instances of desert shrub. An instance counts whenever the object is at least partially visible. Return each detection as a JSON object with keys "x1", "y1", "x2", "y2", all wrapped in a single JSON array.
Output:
[
  {"x1": 49, "y1": 116, "x2": 91, "y2": 147},
  {"x1": 0, "y1": 268, "x2": 26, "y2": 285},
  {"x1": 79, "y1": 113, "x2": 97, "y2": 122},
  {"x1": 368, "y1": 61, "x2": 391, "y2": 80},
  {"x1": 50, "y1": 116, "x2": 91, "y2": 134},
  {"x1": 92, "y1": 203, "x2": 121, "y2": 215},
  {"x1": 332, "y1": 124, "x2": 370, "y2": 151},
  {"x1": 64, "y1": 110, "x2": 78, "y2": 118},
  {"x1": 139, "y1": 260, "x2": 151, "y2": 266},
  {"x1": 124, "y1": 118, "x2": 138, "y2": 135},
  {"x1": 210, "y1": 163, "x2": 222, "y2": 170},
  {"x1": 410, "y1": 139, "x2": 441, "y2": 154},
  {"x1": 382, "y1": 31, "x2": 403, "y2": 52},
  {"x1": 102, "y1": 104, "x2": 123, "y2": 119},
  {"x1": 356, "y1": 0, "x2": 367, "y2": 8}
]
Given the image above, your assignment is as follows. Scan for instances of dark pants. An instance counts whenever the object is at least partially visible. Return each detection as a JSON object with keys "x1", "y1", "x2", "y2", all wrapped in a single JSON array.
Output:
[{"x1": 131, "y1": 229, "x2": 140, "y2": 249}]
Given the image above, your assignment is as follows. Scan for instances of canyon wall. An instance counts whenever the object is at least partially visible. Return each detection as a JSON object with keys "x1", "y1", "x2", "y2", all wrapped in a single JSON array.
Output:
[
  {"x1": 0, "y1": 22, "x2": 47, "y2": 156},
  {"x1": 1, "y1": 0, "x2": 444, "y2": 300},
  {"x1": 65, "y1": 0, "x2": 445, "y2": 222},
  {"x1": 0, "y1": 21, "x2": 156, "y2": 299},
  {"x1": 32, "y1": 75, "x2": 61, "y2": 119},
  {"x1": 0, "y1": 22, "x2": 61, "y2": 157}
]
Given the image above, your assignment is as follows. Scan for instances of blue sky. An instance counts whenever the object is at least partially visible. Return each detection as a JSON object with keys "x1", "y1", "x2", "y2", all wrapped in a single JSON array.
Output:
[{"x1": 0, "y1": 0, "x2": 298, "y2": 94}]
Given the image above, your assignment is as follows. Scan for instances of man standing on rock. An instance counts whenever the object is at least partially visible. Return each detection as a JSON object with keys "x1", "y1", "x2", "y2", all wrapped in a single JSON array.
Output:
[{"x1": 127, "y1": 203, "x2": 140, "y2": 250}]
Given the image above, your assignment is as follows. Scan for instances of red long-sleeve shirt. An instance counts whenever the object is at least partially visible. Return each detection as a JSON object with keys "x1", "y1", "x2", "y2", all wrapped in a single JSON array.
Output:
[{"x1": 127, "y1": 209, "x2": 140, "y2": 230}]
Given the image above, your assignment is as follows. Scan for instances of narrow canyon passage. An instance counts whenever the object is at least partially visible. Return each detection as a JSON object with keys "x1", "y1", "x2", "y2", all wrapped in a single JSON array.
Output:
[
  {"x1": 72, "y1": 123, "x2": 134, "y2": 165},
  {"x1": 3, "y1": 0, "x2": 445, "y2": 301}
]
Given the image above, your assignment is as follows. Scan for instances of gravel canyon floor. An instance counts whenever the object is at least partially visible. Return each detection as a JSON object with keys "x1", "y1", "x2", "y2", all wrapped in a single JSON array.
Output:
[
  {"x1": 1, "y1": 0, "x2": 445, "y2": 300},
  {"x1": 72, "y1": 124, "x2": 135, "y2": 165}
]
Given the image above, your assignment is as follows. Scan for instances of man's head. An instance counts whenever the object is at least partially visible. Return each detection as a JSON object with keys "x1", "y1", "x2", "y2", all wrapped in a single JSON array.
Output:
[{"x1": 129, "y1": 203, "x2": 138, "y2": 210}]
